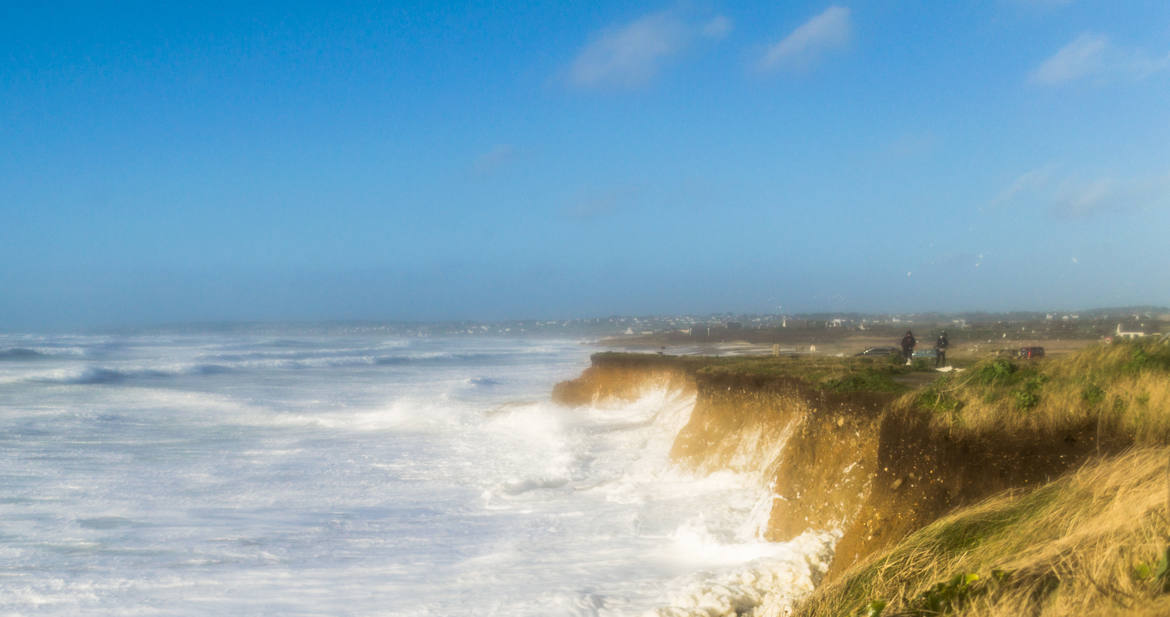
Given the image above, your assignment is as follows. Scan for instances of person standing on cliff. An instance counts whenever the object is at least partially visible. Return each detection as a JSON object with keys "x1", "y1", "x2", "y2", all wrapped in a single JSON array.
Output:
[
  {"x1": 900, "y1": 330, "x2": 916, "y2": 365},
  {"x1": 934, "y1": 331, "x2": 949, "y2": 367}
]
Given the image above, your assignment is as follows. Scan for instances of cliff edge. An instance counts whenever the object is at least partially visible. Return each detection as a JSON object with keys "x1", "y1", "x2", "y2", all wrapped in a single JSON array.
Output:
[{"x1": 554, "y1": 341, "x2": 1170, "y2": 606}]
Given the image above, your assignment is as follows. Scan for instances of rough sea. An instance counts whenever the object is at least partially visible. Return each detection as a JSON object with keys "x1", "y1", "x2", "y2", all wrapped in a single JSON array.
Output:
[{"x1": 0, "y1": 329, "x2": 835, "y2": 616}]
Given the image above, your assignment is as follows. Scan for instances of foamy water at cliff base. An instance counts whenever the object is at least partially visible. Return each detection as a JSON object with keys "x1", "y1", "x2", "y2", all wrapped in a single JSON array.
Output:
[{"x1": 0, "y1": 330, "x2": 835, "y2": 616}]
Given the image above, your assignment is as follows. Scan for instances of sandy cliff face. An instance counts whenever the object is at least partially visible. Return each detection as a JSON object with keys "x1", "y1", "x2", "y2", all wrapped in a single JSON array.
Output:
[
  {"x1": 669, "y1": 375, "x2": 808, "y2": 476},
  {"x1": 555, "y1": 355, "x2": 892, "y2": 557},
  {"x1": 761, "y1": 392, "x2": 887, "y2": 542},
  {"x1": 829, "y1": 411, "x2": 1133, "y2": 576},
  {"x1": 669, "y1": 371, "x2": 892, "y2": 545},
  {"x1": 552, "y1": 355, "x2": 695, "y2": 407}
]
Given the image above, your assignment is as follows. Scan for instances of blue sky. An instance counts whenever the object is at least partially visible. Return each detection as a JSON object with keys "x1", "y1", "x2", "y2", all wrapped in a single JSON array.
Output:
[{"x1": 2, "y1": 1, "x2": 1169, "y2": 328}]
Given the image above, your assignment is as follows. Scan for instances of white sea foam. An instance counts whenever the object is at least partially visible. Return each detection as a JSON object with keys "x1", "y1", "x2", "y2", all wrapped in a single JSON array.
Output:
[
  {"x1": 0, "y1": 332, "x2": 834, "y2": 616},
  {"x1": 645, "y1": 529, "x2": 839, "y2": 617}
]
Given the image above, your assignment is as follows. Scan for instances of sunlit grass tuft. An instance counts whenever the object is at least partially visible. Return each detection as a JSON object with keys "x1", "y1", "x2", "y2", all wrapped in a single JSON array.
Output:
[
  {"x1": 896, "y1": 340, "x2": 1170, "y2": 443},
  {"x1": 797, "y1": 447, "x2": 1170, "y2": 617}
]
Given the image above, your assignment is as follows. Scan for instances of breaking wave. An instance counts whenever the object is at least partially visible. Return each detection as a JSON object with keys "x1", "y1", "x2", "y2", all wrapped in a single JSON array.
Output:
[
  {"x1": 22, "y1": 350, "x2": 552, "y2": 385},
  {"x1": 467, "y1": 381, "x2": 836, "y2": 616},
  {"x1": 646, "y1": 530, "x2": 839, "y2": 617},
  {"x1": 0, "y1": 348, "x2": 50, "y2": 360},
  {"x1": 32, "y1": 363, "x2": 240, "y2": 385},
  {"x1": 0, "y1": 347, "x2": 84, "y2": 361},
  {"x1": 1, "y1": 333, "x2": 835, "y2": 616}
]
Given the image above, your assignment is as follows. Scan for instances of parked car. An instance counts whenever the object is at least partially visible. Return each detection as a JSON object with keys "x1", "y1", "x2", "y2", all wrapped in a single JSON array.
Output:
[
  {"x1": 912, "y1": 349, "x2": 938, "y2": 359},
  {"x1": 1018, "y1": 346, "x2": 1045, "y2": 359},
  {"x1": 856, "y1": 346, "x2": 899, "y2": 356}
]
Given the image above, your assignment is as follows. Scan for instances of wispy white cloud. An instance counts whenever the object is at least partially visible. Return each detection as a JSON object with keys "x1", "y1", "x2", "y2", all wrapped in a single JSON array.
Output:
[
  {"x1": 568, "y1": 12, "x2": 686, "y2": 89},
  {"x1": 472, "y1": 144, "x2": 517, "y2": 176},
  {"x1": 702, "y1": 15, "x2": 733, "y2": 40},
  {"x1": 1129, "y1": 51, "x2": 1170, "y2": 79},
  {"x1": 566, "y1": 11, "x2": 729, "y2": 90},
  {"x1": 759, "y1": 6, "x2": 852, "y2": 72},
  {"x1": 1030, "y1": 33, "x2": 1170, "y2": 85},
  {"x1": 1029, "y1": 34, "x2": 1108, "y2": 84},
  {"x1": 1048, "y1": 172, "x2": 1170, "y2": 217},
  {"x1": 1051, "y1": 177, "x2": 1119, "y2": 217},
  {"x1": 986, "y1": 165, "x2": 1057, "y2": 209},
  {"x1": 988, "y1": 165, "x2": 1170, "y2": 217}
]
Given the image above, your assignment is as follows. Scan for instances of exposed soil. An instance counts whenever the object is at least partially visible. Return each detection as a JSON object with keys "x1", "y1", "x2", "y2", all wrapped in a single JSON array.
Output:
[
  {"x1": 827, "y1": 411, "x2": 1135, "y2": 578},
  {"x1": 765, "y1": 392, "x2": 889, "y2": 540}
]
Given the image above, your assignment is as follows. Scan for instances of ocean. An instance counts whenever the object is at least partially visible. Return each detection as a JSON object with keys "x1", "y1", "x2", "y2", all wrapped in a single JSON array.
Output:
[{"x1": 0, "y1": 329, "x2": 834, "y2": 616}]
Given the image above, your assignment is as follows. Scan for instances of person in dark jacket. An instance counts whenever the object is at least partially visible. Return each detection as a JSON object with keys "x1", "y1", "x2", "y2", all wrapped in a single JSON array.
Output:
[
  {"x1": 934, "y1": 331, "x2": 949, "y2": 367},
  {"x1": 900, "y1": 330, "x2": 916, "y2": 364}
]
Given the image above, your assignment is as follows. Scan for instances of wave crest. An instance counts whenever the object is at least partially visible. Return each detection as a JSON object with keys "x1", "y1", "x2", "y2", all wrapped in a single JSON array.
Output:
[
  {"x1": 34, "y1": 364, "x2": 240, "y2": 385},
  {"x1": 0, "y1": 348, "x2": 50, "y2": 360}
]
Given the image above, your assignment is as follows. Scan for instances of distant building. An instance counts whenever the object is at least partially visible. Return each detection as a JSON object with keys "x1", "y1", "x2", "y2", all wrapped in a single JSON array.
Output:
[{"x1": 1116, "y1": 323, "x2": 1146, "y2": 340}]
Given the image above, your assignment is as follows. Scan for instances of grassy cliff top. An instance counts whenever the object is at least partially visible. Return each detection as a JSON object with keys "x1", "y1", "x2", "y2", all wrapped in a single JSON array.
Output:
[
  {"x1": 590, "y1": 351, "x2": 918, "y2": 393},
  {"x1": 595, "y1": 339, "x2": 1170, "y2": 431},
  {"x1": 903, "y1": 339, "x2": 1170, "y2": 442}
]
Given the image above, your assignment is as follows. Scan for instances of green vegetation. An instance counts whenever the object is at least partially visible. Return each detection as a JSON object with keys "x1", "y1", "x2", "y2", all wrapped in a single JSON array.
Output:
[
  {"x1": 1081, "y1": 382, "x2": 1106, "y2": 406},
  {"x1": 822, "y1": 368, "x2": 906, "y2": 394},
  {"x1": 1013, "y1": 374, "x2": 1046, "y2": 410},
  {"x1": 1132, "y1": 546, "x2": 1170, "y2": 593},
  {"x1": 971, "y1": 358, "x2": 1021, "y2": 386},
  {"x1": 595, "y1": 340, "x2": 1170, "y2": 428},
  {"x1": 591, "y1": 351, "x2": 912, "y2": 394},
  {"x1": 913, "y1": 373, "x2": 964, "y2": 415},
  {"x1": 870, "y1": 570, "x2": 1011, "y2": 616},
  {"x1": 1125, "y1": 345, "x2": 1170, "y2": 374}
]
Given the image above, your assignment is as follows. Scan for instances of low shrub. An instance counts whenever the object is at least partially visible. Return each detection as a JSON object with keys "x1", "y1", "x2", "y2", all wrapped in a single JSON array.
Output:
[
  {"x1": 972, "y1": 358, "x2": 1019, "y2": 386},
  {"x1": 823, "y1": 369, "x2": 906, "y2": 393}
]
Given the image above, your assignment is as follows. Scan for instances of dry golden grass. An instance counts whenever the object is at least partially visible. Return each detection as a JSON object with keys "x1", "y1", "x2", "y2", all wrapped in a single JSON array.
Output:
[
  {"x1": 901, "y1": 340, "x2": 1170, "y2": 443},
  {"x1": 796, "y1": 447, "x2": 1170, "y2": 617}
]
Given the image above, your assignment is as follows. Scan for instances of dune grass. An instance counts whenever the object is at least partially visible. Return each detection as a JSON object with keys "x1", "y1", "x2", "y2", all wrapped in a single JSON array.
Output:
[
  {"x1": 796, "y1": 447, "x2": 1170, "y2": 617},
  {"x1": 902, "y1": 339, "x2": 1170, "y2": 443}
]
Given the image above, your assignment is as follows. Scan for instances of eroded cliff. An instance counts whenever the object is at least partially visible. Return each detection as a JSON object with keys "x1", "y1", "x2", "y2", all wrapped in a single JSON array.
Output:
[
  {"x1": 554, "y1": 350, "x2": 1138, "y2": 579},
  {"x1": 553, "y1": 352, "x2": 897, "y2": 568},
  {"x1": 551, "y1": 353, "x2": 695, "y2": 407}
]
